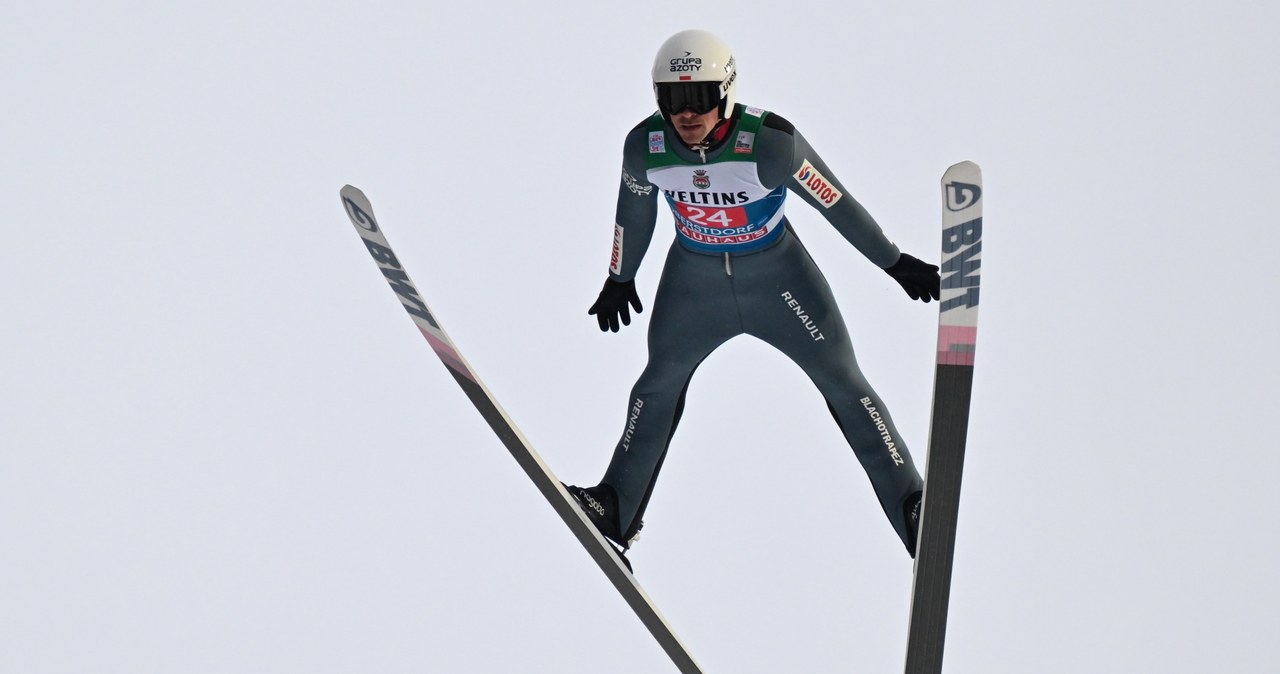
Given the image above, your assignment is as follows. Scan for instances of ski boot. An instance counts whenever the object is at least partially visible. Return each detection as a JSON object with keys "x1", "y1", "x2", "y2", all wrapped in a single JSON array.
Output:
[
  {"x1": 904, "y1": 490, "x2": 923, "y2": 558},
  {"x1": 564, "y1": 483, "x2": 642, "y2": 571}
]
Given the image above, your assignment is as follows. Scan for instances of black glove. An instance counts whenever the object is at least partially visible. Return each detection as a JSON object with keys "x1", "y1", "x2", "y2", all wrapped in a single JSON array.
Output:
[
  {"x1": 588, "y1": 278, "x2": 643, "y2": 332},
  {"x1": 884, "y1": 253, "x2": 940, "y2": 303}
]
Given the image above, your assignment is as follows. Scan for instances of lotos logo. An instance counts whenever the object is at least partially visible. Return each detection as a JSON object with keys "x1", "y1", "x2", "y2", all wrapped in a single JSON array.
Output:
[
  {"x1": 610, "y1": 224, "x2": 625, "y2": 275},
  {"x1": 692, "y1": 169, "x2": 711, "y2": 190},
  {"x1": 794, "y1": 160, "x2": 843, "y2": 208},
  {"x1": 946, "y1": 181, "x2": 982, "y2": 211}
]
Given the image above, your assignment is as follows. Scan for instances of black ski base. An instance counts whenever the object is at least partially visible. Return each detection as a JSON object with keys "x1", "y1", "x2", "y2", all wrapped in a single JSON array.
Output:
[{"x1": 905, "y1": 363, "x2": 973, "y2": 673}]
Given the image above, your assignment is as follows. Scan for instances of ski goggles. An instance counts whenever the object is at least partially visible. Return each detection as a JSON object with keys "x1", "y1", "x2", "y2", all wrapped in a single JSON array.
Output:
[{"x1": 655, "y1": 81, "x2": 722, "y2": 116}]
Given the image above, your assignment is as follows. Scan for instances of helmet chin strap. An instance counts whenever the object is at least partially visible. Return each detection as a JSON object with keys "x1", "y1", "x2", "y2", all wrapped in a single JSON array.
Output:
[{"x1": 683, "y1": 116, "x2": 730, "y2": 149}]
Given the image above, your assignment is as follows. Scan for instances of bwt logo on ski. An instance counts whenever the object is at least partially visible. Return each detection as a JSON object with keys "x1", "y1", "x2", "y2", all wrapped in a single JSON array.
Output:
[
  {"x1": 343, "y1": 197, "x2": 380, "y2": 233},
  {"x1": 359, "y1": 236, "x2": 442, "y2": 331},
  {"x1": 794, "y1": 160, "x2": 842, "y2": 208},
  {"x1": 668, "y1": 52, "x2": 702, "y2": 72},
  {"x1": 940, "y1": 217, "x2": 982, "y2": 312},
  {"x1": 946, "y1": 180, "x2": 982, "y2": 212},
  {"x1": 861, "y1": 397, "x2": 905, "y2": 466}
]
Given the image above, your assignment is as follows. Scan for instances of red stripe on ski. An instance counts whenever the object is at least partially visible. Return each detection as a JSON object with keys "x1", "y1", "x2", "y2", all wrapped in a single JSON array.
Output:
[
  {"x1": 936, "y1": 325, "x2": 977, "y2": 366},
  {"x1": 420, "y1": 326, "x2": 474, "y2": 381}
]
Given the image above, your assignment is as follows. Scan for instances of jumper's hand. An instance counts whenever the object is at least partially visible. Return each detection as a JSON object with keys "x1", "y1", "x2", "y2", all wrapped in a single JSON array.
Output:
[
  {"x1": 588, "y1": 278, "x2": 643, "y2": 332},
  {"x1": 884, "y1": 253, "x2": 940, "y2": 303}
]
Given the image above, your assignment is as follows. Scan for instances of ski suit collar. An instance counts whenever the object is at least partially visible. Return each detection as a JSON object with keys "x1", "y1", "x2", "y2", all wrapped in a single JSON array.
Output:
[{"x1": 673, "y1": 108, "x2": 737, "y2": 152}]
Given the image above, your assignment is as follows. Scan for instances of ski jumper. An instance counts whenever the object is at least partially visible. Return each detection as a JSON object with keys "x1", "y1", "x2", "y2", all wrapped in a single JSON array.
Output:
[{"x1": 601, "y1": 104, "x2": 924, "y2": 549}]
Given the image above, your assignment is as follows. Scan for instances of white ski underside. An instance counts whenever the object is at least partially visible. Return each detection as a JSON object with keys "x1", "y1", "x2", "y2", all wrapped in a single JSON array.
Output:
[
  {"x1": 340, "y1": 185, "x2": 704, "y2": 674},
  {"x1": 904, "y1": 160, "x2": 983, "y2": 674}
]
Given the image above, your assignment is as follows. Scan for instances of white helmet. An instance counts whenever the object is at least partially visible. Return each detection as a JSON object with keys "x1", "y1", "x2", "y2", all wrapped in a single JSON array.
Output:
[{"x1": 651, "y1": 29, "x2": 737, "y2": 119}]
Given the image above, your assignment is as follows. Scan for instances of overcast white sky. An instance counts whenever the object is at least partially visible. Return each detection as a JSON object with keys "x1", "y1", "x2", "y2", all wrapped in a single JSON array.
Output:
[{"x1": 4, "y1": 2, "x2": 1278, "y2": 673}]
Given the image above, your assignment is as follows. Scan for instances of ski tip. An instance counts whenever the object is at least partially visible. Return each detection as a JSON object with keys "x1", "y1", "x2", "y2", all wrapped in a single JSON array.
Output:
[
  {"x1": 340, "y1": 185, "x2": 379, "y2": 232},
  {"x1": 340, "y1": 185, "x2": 368, "y2": 210},
  {"x1": 941, "y1": 161, "x2": 983, "y2": 196}
]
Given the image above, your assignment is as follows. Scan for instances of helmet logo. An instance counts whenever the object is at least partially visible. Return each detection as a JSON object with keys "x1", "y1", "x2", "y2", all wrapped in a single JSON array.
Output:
[
  {"x1": 719, "y1": 56, "x2": 737, "y2": 96},
  {"x1": 692, "y1": 170, "x2": 711, "y2": 190},
  {"x1": 669, "y1": 51, "x2": 703, "y2": 72}
]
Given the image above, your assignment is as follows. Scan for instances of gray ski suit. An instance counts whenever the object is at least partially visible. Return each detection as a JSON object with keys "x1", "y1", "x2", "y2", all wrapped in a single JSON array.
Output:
[{"x1": 599, "y1": 104, "x2": 924, "y2": 550}]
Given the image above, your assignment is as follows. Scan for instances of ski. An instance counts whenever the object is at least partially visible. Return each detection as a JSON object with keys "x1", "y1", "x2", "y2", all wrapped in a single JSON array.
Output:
[
  {"x1": 339, "y1": 185, "x2": 704, "y2": 674},
  {"x1": 904, "y1": 161, "x2": 983, "y2": 674}
]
